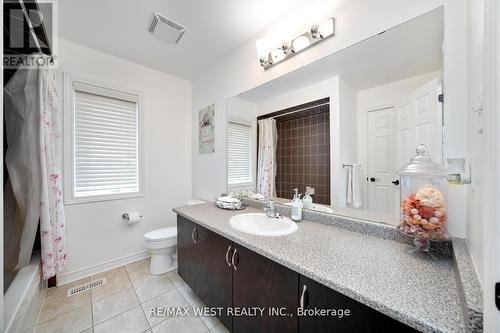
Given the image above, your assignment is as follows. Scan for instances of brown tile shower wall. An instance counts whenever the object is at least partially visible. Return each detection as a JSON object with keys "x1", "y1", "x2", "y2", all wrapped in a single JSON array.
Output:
[{"x1": 275, "y1": 106, "x2": 330, "y2": 205}]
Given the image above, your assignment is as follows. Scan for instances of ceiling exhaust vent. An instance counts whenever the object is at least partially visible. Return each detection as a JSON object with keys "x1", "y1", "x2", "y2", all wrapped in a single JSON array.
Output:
[{"x1": 149, "y1": 12, "x2": 187, "y2": 44}]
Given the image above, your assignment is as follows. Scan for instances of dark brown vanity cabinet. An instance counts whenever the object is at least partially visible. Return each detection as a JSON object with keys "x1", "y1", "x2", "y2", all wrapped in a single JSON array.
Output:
[
  {"x1": 177, "y1": 216, "x2": 416, "y2": 333},
  {"x1": 177, "y1": 216, "x2": 233, "y2": 328},
  {"x1": 298, "y1": 275, "x2": 417, "y2": 333},
  {"x1": 298, "y1": 275, "x2": 372, "y2": 332},
  {"x1": 177, "y1": 216, "x2": 298, "y2": 332},
  {"x1": 231, "y1": 244, "x2": 298, "y2": 333}
]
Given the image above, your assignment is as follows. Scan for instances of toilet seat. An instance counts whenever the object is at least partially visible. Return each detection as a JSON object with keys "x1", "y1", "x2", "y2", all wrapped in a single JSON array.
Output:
[{"x1": 144, "y1": 227, "x2": 177, "y2": 242}]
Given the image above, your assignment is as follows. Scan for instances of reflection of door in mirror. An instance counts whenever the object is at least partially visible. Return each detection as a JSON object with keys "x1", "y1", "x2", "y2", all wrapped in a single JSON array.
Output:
[
  {"x1": 396, "y1": 78, "x2": 443, "y2": 166},
  {"x1": 366, "y1": 78, "x2": 442, "y2": 216},
  {"x1": 367, "y1": 107, "x2": 396, "y2": 215}
]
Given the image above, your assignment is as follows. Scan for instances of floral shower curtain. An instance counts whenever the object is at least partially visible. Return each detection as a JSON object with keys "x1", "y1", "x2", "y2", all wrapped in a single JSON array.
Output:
[
  {"x1": 257, "y1": 119, "x2": 277, "y2": 197},
  {"x1": 4, "y1": 65, "x2": 67, "y2": 279},
  {"x1": 38, "y1": 69, "x2": 67, "y2": 278}
]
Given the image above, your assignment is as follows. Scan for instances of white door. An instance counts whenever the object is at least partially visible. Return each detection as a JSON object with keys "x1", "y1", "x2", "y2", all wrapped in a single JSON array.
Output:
[
  {"x1": 366, "y1": 78, "x2": 442, "y2": 217},
  {"x1": 367, "y1": 107, "x2": 396, "y2": 215},
  {"x1": 396, "y1": 78, "x2": 443, "y2": 168}
]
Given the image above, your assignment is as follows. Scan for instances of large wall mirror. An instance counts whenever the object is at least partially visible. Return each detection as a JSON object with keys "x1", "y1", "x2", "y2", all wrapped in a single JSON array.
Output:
[{"x1": 226, "y1": 7, "x2": 444, "y2": 225}]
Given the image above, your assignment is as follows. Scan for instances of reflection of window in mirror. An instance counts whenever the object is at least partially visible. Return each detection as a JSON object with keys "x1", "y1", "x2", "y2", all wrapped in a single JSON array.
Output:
[{"x1": 227, "y1": 117, "x2": 253, "y2": 188}]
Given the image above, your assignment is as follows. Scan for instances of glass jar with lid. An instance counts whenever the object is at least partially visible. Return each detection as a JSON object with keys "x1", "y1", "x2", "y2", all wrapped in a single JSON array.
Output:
[{"x1": 397, "y1": 144, "x2": 449, "y2": 251}]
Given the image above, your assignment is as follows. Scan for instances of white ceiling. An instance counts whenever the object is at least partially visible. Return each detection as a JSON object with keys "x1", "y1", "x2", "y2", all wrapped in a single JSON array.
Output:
[
  {"x1": 59, "y1": 0, "x2": 301, "y2": 79},
  {"x1": 239, "y1": 7, "x2": 444, "y2": 103}
]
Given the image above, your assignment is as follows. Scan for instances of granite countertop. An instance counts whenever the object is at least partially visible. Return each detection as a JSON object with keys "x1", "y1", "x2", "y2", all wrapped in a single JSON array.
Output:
[
  {"x1": 173, "y1": 203, "x2": 466, "y2": 333},
  {"x1": 174, "y1": 203, "x2": 465, "y2": 332}
]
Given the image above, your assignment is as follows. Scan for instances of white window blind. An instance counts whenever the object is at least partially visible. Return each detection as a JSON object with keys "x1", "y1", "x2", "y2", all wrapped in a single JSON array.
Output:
[
  {"x1": 73, "y1": 82, "x2": 140, "y2": 198},
  {"x1": 227, "y1": 119, "x2": 252, "y2": 186}
]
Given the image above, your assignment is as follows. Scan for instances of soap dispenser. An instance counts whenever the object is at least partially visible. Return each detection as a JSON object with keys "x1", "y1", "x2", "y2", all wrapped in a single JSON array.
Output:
[
  {"x1": 302, "y1": 186, "x2": 313, "y2": 209},
  {"x1": 291, "y1": 188, "x2": 303, "y2": 221}
]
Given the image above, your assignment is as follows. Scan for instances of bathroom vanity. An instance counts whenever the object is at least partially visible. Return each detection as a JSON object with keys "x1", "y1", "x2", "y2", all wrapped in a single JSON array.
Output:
[
  {"x1": 174, "y1": 202, "x2": 475, "y2": 333},
  {"x1": 177, "y1": 214, "x2": 415, "y2": 332}
]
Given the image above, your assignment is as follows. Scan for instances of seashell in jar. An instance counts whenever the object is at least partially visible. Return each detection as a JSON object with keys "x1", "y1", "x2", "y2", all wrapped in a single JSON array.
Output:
[
  {"x1": 419, "y1": 206, "x2": 435, "y2": 219},
  {"x1": 434, "y1": 210, "x2": 444, "y2": 218},
  {"x1": 429, "y1": 217, "x2": 439, "y2": 224},
  {"x1": 422, "y1": 222, "x2": 438, "y2": 230},
  {"x1": 416, "y1": 186, "x2": 444, "y2": 208}
]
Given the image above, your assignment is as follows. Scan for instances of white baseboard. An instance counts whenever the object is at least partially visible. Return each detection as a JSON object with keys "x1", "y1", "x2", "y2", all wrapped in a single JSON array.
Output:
[{"x1": 57, "y1": 250, "x2": 151, "y2": 286}]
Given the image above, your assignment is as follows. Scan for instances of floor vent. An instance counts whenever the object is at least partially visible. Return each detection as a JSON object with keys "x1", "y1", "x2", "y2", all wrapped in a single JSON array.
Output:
[{"x1": 66, "y1": 278, "x2": 106, "y2": 297}]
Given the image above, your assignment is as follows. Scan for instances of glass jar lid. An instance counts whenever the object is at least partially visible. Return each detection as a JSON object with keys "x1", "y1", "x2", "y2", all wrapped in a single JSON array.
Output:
[{"x1": 397, "y1": 144, "x2": 447, "y2": 176}]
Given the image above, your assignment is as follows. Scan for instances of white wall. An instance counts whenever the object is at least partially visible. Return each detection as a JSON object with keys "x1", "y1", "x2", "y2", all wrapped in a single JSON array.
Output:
[
  {"x1": 464, "y1": 0, "x2": 485, "y2": 284},
  {"x1": 337, "y1": 78, "x2": 357, "y2": 207},
  {"x1": 58, "y1": 39, "x2": 192, "y2": 283},
  {"x1": 356, "y1": 71, "x2": 441, "y2": 111},
  {"x1": 464, "y1": 0, "x2": 500, "y2": 330},
  {"x1": 191, "y1": 0, "x2": 445, "y2": 202},
  {"x1": 256, "y1": 76, "x2": 337, "y2": 116},
  {"x1": 481, "y1": 0, "x2": 500, "y2": 330},
  {"x1": 228, "y1": 97, "x2": 258, "y2": 121},
  {"x1": 443, "y1": 0, "x2": 467, "y2": 159}
]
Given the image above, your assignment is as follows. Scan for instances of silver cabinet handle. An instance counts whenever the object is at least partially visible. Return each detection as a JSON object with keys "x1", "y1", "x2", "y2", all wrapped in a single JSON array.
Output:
[
  {"x1": 191, "y1": 227, "x2": 197, "y2": 244},
  {"x1": 225, "y1": 245, "x2": 232, "y2": 267},
  {"x1": 300, "y1": 285, "x2": 307, "y2": 309},
  {"x1": 231, "y1": 248, "x2": 238, "y2": 270}
]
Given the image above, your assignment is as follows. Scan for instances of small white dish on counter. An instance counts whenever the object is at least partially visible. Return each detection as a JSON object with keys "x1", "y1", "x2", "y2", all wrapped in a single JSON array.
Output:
[{"x1": 229, "y1": 213, "x2": 298, "y2": 236}]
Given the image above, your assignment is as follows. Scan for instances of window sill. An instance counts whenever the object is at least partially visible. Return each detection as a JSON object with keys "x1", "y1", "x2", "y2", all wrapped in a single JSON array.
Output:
[
  {"x1": 227, "y1": 183, "x2": 255, "y2": 189},
  {"x1": 64, "y1": 191, "x2": 145, "y2": 205}
]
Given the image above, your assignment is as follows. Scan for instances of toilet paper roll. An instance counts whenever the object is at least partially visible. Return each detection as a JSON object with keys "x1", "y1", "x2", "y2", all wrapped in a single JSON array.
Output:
[{"x1": 123, "y1": 212, "x2": 142, "y2": 224}]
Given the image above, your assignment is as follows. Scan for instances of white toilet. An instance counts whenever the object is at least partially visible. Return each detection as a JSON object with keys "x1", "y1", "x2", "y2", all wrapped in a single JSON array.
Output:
[
  {"x1": 144, "y1": 227, "x2": 177, "y2": 275},
  {"x1": 144, "y1": 199, "x2": 205, "y2": 275}
]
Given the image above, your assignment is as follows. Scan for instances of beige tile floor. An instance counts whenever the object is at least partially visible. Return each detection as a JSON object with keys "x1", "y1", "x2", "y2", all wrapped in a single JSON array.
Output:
[{"x1": 33, "y1": 258, "x2": 230, "y2": 333}]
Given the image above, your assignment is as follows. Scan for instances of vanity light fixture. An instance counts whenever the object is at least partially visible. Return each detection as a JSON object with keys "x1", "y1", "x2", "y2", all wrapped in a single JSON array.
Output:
[
  {"x1": 257, "y1": 17, "x2": 335, "y2": 70},
  {"x1": 292, "y1": 36, "x2": 310, "y2": 52}
]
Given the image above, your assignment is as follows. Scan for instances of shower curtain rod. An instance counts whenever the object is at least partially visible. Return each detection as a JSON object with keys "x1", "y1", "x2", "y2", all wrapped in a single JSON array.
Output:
[{"x1": 267, "y1": 101, "x2": 330, "y2": 120}]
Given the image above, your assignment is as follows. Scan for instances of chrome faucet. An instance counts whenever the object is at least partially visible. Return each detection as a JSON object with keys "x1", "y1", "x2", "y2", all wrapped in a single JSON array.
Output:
[{"x1": 264, "y1": 200, "x2": 282, "y2": 219}]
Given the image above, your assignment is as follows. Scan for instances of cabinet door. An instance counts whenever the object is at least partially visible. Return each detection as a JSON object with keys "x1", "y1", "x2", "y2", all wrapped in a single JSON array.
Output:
[
  {"x1": 232, "y1": 245, "x2": 298, "y2": 333},
  {"x1": 195, "y1": 223, "x2": 233, "y2": 330},
  {"x1": 298, "y1": 275, "x2": 416, "y2": 333},
  {"x1": 176, "y1": 216, "x2": 233, "y2": 330},
  {"x1": 177, "y1": 216, "x2": 197, "y2": 289}
]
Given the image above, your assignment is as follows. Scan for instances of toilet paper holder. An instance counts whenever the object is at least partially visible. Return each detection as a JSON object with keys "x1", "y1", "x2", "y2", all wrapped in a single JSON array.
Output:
[{"x1": 122, "y1": 213, "x2": 143, "y2": 221}]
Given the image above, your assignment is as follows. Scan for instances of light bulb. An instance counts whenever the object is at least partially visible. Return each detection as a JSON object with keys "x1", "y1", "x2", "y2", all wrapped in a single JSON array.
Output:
[
  {"x1": 271, "y1": 49, "x2": 285, "y2": 63},
  {"x1": 256, "y1": 38, "x2": 270, "y2": 61},
  {"x1": 319, "y1": 18, "x2": 334, "y2": 38},
  {"x1": 292, "y1": 35, "x2": 311, "y2": 52}
]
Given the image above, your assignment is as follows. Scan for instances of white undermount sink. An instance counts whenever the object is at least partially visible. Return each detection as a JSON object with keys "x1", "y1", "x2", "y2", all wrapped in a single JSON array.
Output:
[{"x1": 229, "y1": 213, "x2": 298, "y2": 236}]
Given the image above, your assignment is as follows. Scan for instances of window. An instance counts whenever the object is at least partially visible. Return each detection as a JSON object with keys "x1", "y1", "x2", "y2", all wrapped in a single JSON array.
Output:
[
  {"x1": 227, "y1": 118, "x2": 253, "y2": 186},
  {"x1": 65, "y1": 78, "x2": 144, "y2": 203}
]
